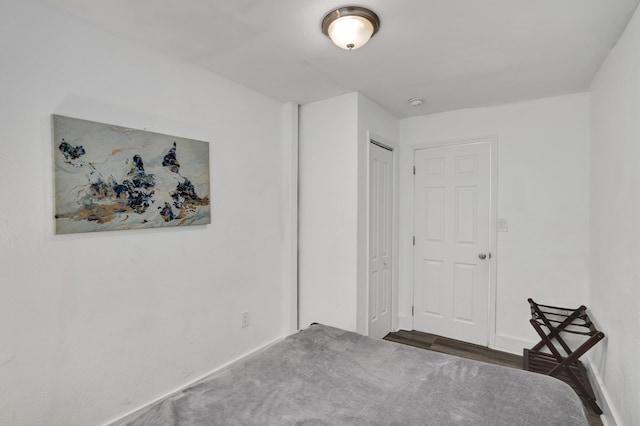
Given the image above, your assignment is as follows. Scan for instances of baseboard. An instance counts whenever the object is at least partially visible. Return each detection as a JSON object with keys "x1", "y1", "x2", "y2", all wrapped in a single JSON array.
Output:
[
  {"x1": 103, "y1": 335, "x2": 285, "y2": 426},
  {"x1": 582, "y1": 358, "x2": 620, "y2": 426},
  {"x1": 491, "y1": 333, "x2": 537, "y2": 355}
]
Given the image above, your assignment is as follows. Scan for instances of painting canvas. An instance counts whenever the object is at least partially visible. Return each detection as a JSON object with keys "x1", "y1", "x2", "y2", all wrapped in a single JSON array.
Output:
[{"x1": 53, "y1": 115, "x2": 210, "y2": 234}]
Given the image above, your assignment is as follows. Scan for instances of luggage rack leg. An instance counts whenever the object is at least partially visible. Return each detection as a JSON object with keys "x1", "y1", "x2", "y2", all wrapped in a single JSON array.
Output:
[{"x1": 524, "y1": 299, "x2": 605, "y2": 415}]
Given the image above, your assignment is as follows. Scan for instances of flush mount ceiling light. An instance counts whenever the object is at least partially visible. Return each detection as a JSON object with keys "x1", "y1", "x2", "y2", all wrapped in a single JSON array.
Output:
[{"x1": 321, "y1": 6, "x2": 380, "y2": 50}]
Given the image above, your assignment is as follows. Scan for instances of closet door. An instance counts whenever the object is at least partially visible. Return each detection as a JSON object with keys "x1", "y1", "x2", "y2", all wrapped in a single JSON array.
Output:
[{"x1": 369, "y1": 142, "x2": 393, "y2": 339}]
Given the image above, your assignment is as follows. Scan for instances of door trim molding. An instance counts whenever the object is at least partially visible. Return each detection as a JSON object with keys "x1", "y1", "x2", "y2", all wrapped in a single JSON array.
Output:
[
  {"x1": 410, "y1": 136, "x2": 498, "y2": 348},
  {"x1": 371, "y1": 139, "x2": 393, "y2": 151}
]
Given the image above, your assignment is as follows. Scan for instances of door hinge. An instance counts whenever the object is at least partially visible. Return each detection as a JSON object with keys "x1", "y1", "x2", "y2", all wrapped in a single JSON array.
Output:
[
  {"x1": 412, "y1": 306, "x2": 415, "y2": 316},
  {"x1": 413, "y1": 165, "x2": 416, "y2": 175},
  {"x1": 412, "y1": 236, "x2": 415, "y2": 246}
]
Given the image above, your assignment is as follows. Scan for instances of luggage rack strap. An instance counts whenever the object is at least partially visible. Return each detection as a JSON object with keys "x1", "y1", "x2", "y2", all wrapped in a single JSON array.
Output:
[
  {"x1": 529, "y1": 298, "x2": 599, "y2": 334},
  {"x1": 532, "y1": 320, "x2": 595, "y2": 336}
]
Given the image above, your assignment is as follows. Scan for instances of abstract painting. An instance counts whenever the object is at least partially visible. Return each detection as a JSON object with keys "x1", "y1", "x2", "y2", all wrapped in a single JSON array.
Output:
[{"x1": 53, "y1": 115, "x2": 210, "y2": 234}]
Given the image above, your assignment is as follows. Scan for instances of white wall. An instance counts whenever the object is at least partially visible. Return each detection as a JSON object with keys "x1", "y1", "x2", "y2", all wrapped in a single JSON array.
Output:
[
  {"x1": 589, "y1": 4, "x2": 640, "y2": 425},
  {"x1": 298, "y1": 92, "x2": 399, "y2": 334},
  {"x1": 0, "y1": 2, "x2": 290, "y2": 426},
  {"x1": 281, "y1": 102, "x2": 299, "y2": 333},
  {"x1": 399, "y1": 93, "x2": 591, "y2": 352},
  {"x1": 298, "y1": 93, "x2": 360, "y2": 331}
]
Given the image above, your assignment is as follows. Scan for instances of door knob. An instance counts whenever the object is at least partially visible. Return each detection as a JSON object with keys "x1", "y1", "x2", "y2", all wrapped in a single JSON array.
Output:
[{"x1": 478, "y1": 253, "x2": 487, "y2": 260}]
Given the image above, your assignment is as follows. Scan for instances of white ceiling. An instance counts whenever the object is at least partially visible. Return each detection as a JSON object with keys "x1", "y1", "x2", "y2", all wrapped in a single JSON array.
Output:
[{"x1": 44, "y1": 0, "x2": 639, "y2": 118}]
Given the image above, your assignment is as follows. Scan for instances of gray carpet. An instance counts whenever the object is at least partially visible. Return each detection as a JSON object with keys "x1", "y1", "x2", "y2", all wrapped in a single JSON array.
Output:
[{"x1": 121, "y1": 324, "x2": 588, "y2": 425}]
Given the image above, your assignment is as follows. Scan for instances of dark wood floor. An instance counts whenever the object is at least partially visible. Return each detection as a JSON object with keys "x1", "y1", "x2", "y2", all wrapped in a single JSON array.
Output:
[{"x1": 383, "y1": 329, "x2": 603, "y2": 426}]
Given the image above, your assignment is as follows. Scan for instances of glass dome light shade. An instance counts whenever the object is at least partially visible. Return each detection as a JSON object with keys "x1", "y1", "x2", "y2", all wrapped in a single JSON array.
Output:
[
  {"x1": 328, "y1": 15, "x2": 374, "y2": 50},
  {"x1": 321, "y1": 6, "x2": 380, "y2": 51}
]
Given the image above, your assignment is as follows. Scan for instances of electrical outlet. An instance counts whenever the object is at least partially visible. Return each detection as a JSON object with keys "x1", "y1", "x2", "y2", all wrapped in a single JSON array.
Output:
[{"x1": 241, "y1": 311, "x2": 250, "y2": 328}]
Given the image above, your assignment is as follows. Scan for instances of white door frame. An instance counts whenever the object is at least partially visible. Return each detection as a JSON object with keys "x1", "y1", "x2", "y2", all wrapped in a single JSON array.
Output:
[
  {"x1": 365, "y1": 133, "x2": 399, "y2": 336},
  {"x1": 410, "y1": 137, "x2": 498, "y2": 348}
]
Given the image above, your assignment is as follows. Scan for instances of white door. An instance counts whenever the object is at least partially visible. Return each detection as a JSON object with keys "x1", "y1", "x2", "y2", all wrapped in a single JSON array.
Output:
[
  {"x1": 413, "y1": 142, "x2": 491, "y2": 346},
  {"x1": 369, "y1": 142, "x2": 393, "y2": 339}
]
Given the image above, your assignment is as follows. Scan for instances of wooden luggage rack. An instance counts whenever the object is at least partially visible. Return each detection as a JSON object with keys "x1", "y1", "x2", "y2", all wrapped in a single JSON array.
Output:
[{"x1": 523, "y1": 298, "x2": 605, "y2": 414}]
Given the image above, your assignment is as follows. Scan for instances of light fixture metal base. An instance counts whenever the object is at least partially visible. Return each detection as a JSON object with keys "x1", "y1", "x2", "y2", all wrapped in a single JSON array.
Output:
[
  {"x1": 321, "y1": 6, "x2": 381, "y2": 36},
  {"x1": 322, "y1": 6, "x2": 380, "y2": 50}
]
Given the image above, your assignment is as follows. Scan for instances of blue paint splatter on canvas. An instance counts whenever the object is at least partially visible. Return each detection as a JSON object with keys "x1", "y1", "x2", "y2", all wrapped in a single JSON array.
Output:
[{"x1": 53, "y1": 115, "x2": 211, "y2": 234}]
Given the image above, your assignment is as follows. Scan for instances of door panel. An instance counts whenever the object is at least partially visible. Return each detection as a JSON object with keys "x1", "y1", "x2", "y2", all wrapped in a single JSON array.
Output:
[
  {"x1": 369, "y1": 143, "x2": 393, "y2": 339},
  {"x1": 455, "y1": 186, "x2": 477, "y2": 244},
  {"x1": 423, "y1": 260, "x2": 443, "y2": 316},
  {"x1": 453, "y1": 262, "x2": 475, "y2": 322},
  {"x1": 413, "y1": 142, "x2": 491, "y2": 346}
]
